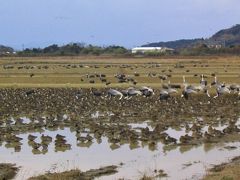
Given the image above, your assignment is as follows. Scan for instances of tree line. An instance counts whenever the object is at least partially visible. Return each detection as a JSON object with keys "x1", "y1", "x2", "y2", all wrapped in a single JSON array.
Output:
[
  {"x1": 17, "y1": 43, "x2": 129, "y2": 56},
  {"x1": 1, "y1": 42, "x2": 240, "y2": 57},
  {"x1": 177, "y1": 44, "x2": 240, "y2": 56}
]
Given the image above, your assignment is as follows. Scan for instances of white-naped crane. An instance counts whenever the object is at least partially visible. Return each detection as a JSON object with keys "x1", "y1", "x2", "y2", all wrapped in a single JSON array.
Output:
[
  {"x1": 194, "y1": 74, "x2": 210, "y2": 97},
  {"x1": 162, "y1": 80, "x2": 178, "y2": 94},
  {"x1": 183, "y1": 75, "x2": 210, "y2": 97},
  {"x1": 211, "y1": 76, "x2": 230, "y2": 98},
  {"x1": 182, "y1": 75, "x2": 189, "y2": 89},
  {"x1": 181, "y1": 76, "x2": 198, "y2": 100},
  {"x1": 181, "y1": 88, "x2": 198, "y2": 100},
  {"x1": 211, "y1": 76, "x2": 222, "y2": 89},
  {"x1": 123, "y1": 87, "x2": 143, "y2": 99},
  {"x1": 213, "y1": 85, "x2": 231, "y2": 98},
  {"x1": 182, "y1": 75, "x2": 199, "y2": 91},
  {"x1": 159, "y1": 89, "x2": 171, "y2": 101},
  {"x1": 139, "y1": 86, "x2": 154, "y2": 97},
  {"x1": 229, "y1": 84, "x2": 240, "y2": 94},
  {"x1": 121, "y1": 89, "x2": 129, "y2": 97},
  {"x1": 159, "y1": 80, "x2": 178, "y2": 101},
  {"x1": 106, "y1": 89, "x2": 123, "y2": 100}
]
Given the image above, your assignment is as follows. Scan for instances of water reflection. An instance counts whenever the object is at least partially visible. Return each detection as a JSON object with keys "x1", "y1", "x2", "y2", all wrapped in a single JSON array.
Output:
[
  {"x1": 0, "y1": 114, "x2": 239, "y2": 180},
  {"x1": 0, "y1": 115, "x2": 239, "y2": 155}
]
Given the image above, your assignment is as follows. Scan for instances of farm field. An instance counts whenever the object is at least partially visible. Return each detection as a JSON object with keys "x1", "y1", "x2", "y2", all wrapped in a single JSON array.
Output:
[
  {"x1": 0, "y1": 56, "x2": 239, "y2": 180},
  {"x1": 0, "y1": 56, "x2": 239, "y2": 88}
]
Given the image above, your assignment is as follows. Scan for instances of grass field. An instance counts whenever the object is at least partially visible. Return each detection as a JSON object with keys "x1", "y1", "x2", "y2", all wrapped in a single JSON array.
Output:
[
  {"x1": 0, "y1": 56, "x2": 240, "y2": 180},
  {"x1": 0, "y1": 56, "x2": 239, "y2": 88}
]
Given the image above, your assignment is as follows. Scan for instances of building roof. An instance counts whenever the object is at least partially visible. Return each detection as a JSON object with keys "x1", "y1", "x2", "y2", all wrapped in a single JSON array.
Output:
[{"x1": 132, "y1": 47, "x2": 163, "y2": 51}]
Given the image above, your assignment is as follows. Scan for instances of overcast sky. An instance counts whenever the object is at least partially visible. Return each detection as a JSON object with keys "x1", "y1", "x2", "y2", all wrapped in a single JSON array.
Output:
[{"x1": 1, "y1": 0, "x2": 240, "y2": 49}]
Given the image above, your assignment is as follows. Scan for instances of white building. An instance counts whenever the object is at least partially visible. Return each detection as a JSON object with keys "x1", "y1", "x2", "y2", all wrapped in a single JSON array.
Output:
[{"x1": 131, "y1": 47, "x2": 174, "y2": 54}]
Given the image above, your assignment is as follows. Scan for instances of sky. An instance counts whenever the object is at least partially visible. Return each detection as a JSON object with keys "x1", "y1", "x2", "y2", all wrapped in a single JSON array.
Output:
[{"x1": 1, "y1": 0, "x2": 240, "y2": 49}]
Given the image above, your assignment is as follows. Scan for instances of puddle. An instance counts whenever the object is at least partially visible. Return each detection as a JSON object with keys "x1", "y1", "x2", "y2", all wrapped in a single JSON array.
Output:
[
  {"x1": 0, "y1": 119, "x2": 239, "y2": 180},
  {"x1": 20, "y1": 117, "x2": 32, "y2": 124},
  {"x1": 164, "y1": 118, "x2": 240, "y2": 144},
  {"x1": 102, "y1": 142, "x2": 240, "y2": 180},
  {"x1": 202, "y1": 124, "x2": 228, "y2": 133},
  {"x1": 0, "y1": 115, "x2": 239, "y2": 180},
  {"x1": 129, "y1": 122, "x2": 154, "y2": 132},
  {"x1": 164, "y1": 127, "x2": 187, "y2": 143}
]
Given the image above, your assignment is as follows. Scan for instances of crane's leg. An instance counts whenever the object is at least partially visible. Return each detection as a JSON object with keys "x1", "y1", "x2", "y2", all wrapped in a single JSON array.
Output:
[
  {"x1": 206, "y1": 90, "x2": 211, "y2": 98},
  {"x1": 213, "y1": 92, "x2": 219, "y2": 99},
  {"x1": 119, "y1": 95, "x2": 123, "y2": 100}
]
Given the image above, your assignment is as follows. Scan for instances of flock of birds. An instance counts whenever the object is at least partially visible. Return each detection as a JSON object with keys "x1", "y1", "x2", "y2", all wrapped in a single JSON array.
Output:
[{"x1": 89, "y1": 75, "x2": 240, "y2": 100}]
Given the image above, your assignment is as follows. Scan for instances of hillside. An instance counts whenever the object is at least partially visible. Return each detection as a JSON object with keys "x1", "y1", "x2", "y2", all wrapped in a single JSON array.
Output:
[
  {"x1": 142, "y1": 38, "x2": 204, "y2": 49},
  {"x1": 143, "y1": 24, "x2": 240, "y2": 49},
  {"x1": 208, "y1": 24, "x2": 240, "y2": 46},
  {"x1": 0, "y1": 45, "x2": 14, "y2": 54}
]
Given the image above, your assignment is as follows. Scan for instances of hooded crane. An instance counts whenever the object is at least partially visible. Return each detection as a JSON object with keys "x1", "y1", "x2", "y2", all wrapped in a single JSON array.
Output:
[
  {"x1": 25, "y1": 90, "x2": 35, "y2": 97},
  {"x1": 106, "y1": 89, "x2": 123, "y2": 100},
  {"x1": 75, "y1": 89, "x2": 83, "y2": 99}
]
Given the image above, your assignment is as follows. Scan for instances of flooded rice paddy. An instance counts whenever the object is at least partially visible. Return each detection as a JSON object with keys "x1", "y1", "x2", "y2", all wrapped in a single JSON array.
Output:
[{"x1": 0, "y1": 88, "x2": 239, "y2": 179}]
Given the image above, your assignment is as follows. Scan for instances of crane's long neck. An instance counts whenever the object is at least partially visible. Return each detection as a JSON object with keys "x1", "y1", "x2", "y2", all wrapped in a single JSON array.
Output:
[
  {"x1": 183, "y1": 76, "x2": 186, "y2": 83},
  {"x1": 183, "y1": 76, "x2": 187, "y2": 88}
]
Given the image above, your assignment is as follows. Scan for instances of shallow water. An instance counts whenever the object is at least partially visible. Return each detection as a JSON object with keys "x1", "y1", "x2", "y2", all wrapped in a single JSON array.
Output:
[
  {"x1": 0, "y1": 117, "x2": 240, "y2": 180},
  {"x1": 129, "y1": 121, "x2": 154, "y2": 132}
]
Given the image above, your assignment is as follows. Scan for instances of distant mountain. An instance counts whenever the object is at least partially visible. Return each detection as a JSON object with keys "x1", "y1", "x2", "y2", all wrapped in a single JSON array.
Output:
[
  {"x1": 142, "y1": 24, "x2": 240, "y2": 49},
  {"x1": 0, "y1": 45, "x2": 14, "y2": 54},
  {"x1": 207, "y1": 24, "x2": 240, "y2": 46},
  {"x1": 142, "y1": 39, "x2": 204, "y2": 49}
]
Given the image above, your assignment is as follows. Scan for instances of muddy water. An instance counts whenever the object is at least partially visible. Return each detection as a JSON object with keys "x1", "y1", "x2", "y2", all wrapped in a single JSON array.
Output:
[{"x1": 0, "y1": 118, "x2": 239, "y2": 180}]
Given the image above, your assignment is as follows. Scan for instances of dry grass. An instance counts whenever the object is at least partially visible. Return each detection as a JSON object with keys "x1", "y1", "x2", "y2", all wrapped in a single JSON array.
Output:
[
  {"x1": 28, "y1": 165, "x2": 118, "y2": 180},
  {"x1": 28, "y1": 170, "x2": 82, "y2": 180},
  {"x1": 139, "y1": 174, "x2": 154, "y2": 180},
  {"x1": 0, "y1": 163, "x2": 19, "y2": 180},
  {"x1": 0, "y1": 56, "x2": 239, "y2": 88},
  {"x1": 203, "y1": 157, "x2": 240, "y2": 180}
]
